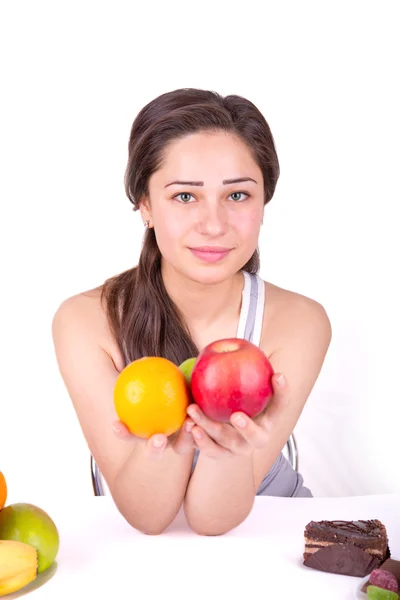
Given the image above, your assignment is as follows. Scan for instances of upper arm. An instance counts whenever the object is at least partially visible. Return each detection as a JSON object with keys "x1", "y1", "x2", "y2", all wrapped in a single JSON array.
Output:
[
  {"x1": 253, "y1": 296, "x2": 332, "y2": 486},
  {"x1": 51, "y1": 295, "x2": 134, "y2": 491},
  {"x1": 270, "y1": 297, "x2": 332, "y2": 416}
]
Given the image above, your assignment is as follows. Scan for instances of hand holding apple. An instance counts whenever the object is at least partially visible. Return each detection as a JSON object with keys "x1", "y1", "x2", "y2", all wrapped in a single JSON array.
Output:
[{"x1": 186, "y1": 369, "x2": 288, "y2": 458}]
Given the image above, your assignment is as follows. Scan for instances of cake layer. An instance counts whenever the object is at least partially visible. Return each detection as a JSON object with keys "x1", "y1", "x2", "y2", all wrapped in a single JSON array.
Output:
[
  {"x1": 303, "y1": 544, "x2": 383, "y2": 577},
  {"x1": 304, "y1": 540, "x2": 383, "y2": 557}
]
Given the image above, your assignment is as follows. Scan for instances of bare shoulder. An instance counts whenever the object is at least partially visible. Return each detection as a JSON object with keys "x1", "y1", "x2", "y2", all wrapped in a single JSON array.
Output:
[
  {"x1": 261, "y1": 280, "x2": 332, "y2": 354},
  {"x1": 262, "y1": 279, "x2": 332, "y2": 415},
  {"x1": 52, "y1": 286, "x2": 105, "y2": 339},
  {"x1": 51, "y1": 285, "x2": 125, "y2": 372}
]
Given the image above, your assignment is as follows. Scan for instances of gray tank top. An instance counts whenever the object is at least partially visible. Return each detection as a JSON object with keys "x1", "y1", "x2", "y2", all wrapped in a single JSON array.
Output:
[{"x1": 191, "y1": 270, "x2": 313, "y2": 498}]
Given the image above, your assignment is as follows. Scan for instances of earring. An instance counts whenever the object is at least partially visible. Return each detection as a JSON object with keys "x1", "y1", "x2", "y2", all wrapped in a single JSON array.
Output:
[{"x1": 144, "y1": 220, "x2": 150, "y2": 229}]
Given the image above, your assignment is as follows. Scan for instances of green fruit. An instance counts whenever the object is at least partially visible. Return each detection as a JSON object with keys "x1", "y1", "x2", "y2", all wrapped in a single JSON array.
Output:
[
  {"x1": 179, "y1": 357, "x2": 197, "y2": 386},
  {"x1": 0, "y1": 503, "x2": 59, "y2": 573},
  {"x1": 367, "y1": 585, "x2": 399, "y2": 600}
]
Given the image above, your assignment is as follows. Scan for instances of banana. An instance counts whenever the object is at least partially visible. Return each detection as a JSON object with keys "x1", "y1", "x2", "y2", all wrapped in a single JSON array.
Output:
[{"x1": 0, "y1": 540, "x2": 38, "y2": 596}]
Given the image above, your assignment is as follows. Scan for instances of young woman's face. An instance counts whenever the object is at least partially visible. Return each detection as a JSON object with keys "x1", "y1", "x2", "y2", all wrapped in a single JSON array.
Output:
[{"x1": 143, "y1": 131, "x2": 265, "y2": 283}]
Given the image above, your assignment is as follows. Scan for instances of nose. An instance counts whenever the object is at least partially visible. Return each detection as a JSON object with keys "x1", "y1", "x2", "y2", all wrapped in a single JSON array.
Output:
[{"x1": 197, "y1": 199, "x2": 229, "y2": 237}]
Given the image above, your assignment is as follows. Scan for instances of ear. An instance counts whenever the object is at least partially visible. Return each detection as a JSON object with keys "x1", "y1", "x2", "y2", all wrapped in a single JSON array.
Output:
[{"x1": 139, "y1": 196, "x2": 152, "y2": 225}]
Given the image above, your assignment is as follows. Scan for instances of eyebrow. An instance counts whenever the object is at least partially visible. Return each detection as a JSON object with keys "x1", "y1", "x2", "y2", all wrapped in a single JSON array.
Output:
[{"x1": 164, "y1": 177, "x2": 258, "y2": 188}]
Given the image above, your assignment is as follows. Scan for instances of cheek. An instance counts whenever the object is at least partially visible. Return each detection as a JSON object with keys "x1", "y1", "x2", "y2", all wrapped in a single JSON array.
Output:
[
  {"x1": 234, "y1": 211, "x2": 261, "y2": 238},
  {"x1": 166, "y1": 218, "x2": 184, "y2": 239},
  {"x1": 153, "y1": 218, "x2": 183, "y2": 253}
]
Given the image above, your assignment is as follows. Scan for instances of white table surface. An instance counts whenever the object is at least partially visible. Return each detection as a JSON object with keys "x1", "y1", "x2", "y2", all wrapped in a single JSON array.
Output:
[{"x1": 9, "y1": 494, "x2": 400, "y2": 600}]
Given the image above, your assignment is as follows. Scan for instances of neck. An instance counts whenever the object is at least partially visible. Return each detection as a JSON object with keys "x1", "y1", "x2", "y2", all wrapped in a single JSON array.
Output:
[{"x1": 161, "y1": 263, "x2": 245, "y2": 331}]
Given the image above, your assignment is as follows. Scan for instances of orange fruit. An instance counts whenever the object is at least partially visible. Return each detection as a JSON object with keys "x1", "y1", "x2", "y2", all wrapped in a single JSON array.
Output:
[
  {"x1": 114, "y1": 356, "x2": 190, "y2": 438},
  {"x1": 0, "y1": 472, "x2": 7, "y2": 510}
]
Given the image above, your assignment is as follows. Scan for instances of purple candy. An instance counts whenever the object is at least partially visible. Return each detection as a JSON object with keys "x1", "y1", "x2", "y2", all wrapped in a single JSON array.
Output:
[{"x1": 369, "y1": 569, "x2": 399, "y2": 593}]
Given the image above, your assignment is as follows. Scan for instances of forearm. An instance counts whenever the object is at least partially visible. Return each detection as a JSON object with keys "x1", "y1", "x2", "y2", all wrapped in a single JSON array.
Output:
[
  {"x1": 183, "y1": 453, "x2": 256, "y2": 535},
  {"x1": 111, "y1": 443, "x2": 195, "y2": 535}
]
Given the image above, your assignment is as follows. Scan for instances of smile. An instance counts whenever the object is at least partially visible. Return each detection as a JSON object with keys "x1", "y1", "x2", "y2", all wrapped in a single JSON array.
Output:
[{"x1": 189, "y1": 248, "x2": 232, "y2": 263}]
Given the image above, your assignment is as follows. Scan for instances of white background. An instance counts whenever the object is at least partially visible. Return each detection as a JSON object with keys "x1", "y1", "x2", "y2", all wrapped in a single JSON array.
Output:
[{"x1": 0, "y1": 1, "x2": 399, "y2": 509}]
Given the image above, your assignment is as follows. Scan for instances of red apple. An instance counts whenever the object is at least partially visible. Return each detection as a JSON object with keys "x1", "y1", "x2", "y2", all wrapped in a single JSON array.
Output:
[{"x1": 191, "y1": 338, "x2": 274, "y2": 422}]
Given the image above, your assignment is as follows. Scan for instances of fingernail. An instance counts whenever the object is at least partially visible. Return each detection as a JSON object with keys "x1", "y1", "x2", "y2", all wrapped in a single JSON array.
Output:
[
  {"x1": 152, "y1": 437, "x2": 165, "y2": 448},
  {"x1": 276, "y1": 374, "x2": 286, "y2": 387},
  {"x1": 186, "y1": 421, "x2": 194, "y2": 432},
  {"x1": 233, "y1": 415, "x2": 247, "y2": 428},
  {"x1": 112, "y1": 422, "x2": 122, "y2": 434},
  {"x1": 193, "y1": 429, "x2": 202, "y2": 440}
]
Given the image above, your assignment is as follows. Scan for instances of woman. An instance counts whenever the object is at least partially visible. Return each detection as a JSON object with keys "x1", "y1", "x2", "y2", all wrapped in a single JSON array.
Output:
[{"x1": 52, "y1": 88, "x2": 332, "y2": 536}]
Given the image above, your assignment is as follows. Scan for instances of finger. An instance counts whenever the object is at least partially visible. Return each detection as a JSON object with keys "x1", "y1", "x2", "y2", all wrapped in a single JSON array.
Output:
[
  {"x1": 250, "y1": 373, "x2": 290, "y2": 433},
  {"x1": 173, "y1": 419, "x2": 196, "y2": 455},
  {"x1": 187, "y1": 405, "x2": 230, "y2": 447},
  {"x1": 271, "y1": 373, "x2": 289, "y2": 402},
  {"x1": 185, "y1": 418, "x2": 195, "y2": 433},
  {"x1": 112, "y1": 420, "x2": 135, "y2": 440},
  {"x1": 143, "y1": 434, "x2": 168, "y2": 460},
  {"x1": 266, "y1": 373, "x2": 290, "y2": 419},
  {"x1": 191, "y1": 426, "x2": 230, "y2": 458},
  {"x1": 230, "y1": 412, "x2": 268, "y2": 450}
]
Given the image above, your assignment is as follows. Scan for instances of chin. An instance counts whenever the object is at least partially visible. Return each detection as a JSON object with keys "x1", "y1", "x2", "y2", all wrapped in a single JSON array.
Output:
[
  {"x1": 187, "y1": 269, "x2": 229, "y2": 285},
  {"x1": 184, "y1": 264, "x2": 242, "y2": 287}
]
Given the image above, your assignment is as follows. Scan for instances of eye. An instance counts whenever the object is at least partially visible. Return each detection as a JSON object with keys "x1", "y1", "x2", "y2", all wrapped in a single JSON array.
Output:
[
  {"x1": 173, "y1": 191, "x2": 250, "y2": 203},
  {"x1": 230, "y1": 192, "x2": 249, "y2": 202},
  {"x1": 174, "y1": 192, "x2": 195, "y2": 203}
]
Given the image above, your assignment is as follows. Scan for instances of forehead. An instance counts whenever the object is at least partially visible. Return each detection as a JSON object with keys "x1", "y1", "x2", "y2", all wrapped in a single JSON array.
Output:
[{"x1": 153, "y1": 131, "x2": 261, "y2": 183}]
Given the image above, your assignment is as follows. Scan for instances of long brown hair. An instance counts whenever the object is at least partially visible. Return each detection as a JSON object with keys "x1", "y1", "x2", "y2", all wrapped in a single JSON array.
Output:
[{"x1": 100, "y1": 88, "x2": 280, "y2": 368}]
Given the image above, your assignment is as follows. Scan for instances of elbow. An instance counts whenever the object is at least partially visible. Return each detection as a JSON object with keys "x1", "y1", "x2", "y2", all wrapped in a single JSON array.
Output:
[
  {"x1": 110, "y1": 481, "x2": 179, "y2": 536},
  {"x1": 186, "y1": 522, "x2": 229, "y2": 537},
  {"x1": 184, "y1": 500, "x2": 254, "y2": 537},
  {"x1": 124, "y1": 513, "x2": 173, "y2": 536},
  {"x1": 137, "y1": 523, "x2": 170, "y2": 536},
  {"x1": 186, "y1": 515, "x2": 249, "y2": 537},
  {"x1": 112, "y1": 495, "x2": 175, "y2": 536}
]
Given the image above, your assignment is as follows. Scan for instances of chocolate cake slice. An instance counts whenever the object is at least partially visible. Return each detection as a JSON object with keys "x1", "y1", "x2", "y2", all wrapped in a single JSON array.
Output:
[{"x1": 303, "y1": 520, "x2": 390, "y2": 577}]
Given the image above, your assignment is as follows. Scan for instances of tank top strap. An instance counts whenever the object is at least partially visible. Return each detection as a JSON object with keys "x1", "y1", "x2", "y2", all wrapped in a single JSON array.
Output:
[
  {"x1": 252, "y1": 272, "x2": 265, "y2": 347},
  {"x1": 236, "y1": 270, "x2": 265, "y2": 346},
  {"x1": 235, "y1": 270, "x2": 252, "y2": 340}
]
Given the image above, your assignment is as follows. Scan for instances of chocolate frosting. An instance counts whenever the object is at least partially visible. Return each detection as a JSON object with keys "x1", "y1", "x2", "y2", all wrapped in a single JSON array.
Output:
[
  {"x1": 303, "y1": 544, "x2": 382, "y2": 577},
  {"x1": 306, "y1": 519, "x2": 386, "y2": 538},
  {"x1": 312, "y1": 520, "x2": 381, "y2": 533}
]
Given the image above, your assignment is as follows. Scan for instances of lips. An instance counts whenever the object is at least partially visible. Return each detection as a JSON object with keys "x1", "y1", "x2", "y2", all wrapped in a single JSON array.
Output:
[
  {"x1": 189, "y1": 247, "x2": 232, "y2": 263},
  {"x1": 190, "y1": 246, "x2": 231, "y2": 253}
]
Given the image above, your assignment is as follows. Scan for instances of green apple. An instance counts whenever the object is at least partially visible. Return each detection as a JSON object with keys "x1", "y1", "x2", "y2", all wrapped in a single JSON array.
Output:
[
  {"x1": 179, "y1": 357, "x2": 197, "y2": 386},
  {"x1": 0, "y1": 503, "x2": 59, "y2": 573}
]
